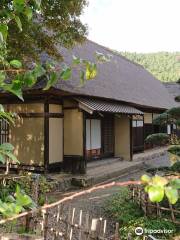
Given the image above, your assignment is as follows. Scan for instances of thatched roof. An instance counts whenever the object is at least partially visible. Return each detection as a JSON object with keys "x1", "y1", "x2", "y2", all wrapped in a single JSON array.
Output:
[{"x1": 47, "y1": 40, "x2": 175, "y2": 110}]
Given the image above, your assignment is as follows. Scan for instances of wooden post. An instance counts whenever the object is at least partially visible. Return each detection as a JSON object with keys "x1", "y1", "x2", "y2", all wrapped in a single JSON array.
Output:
[
  {"x1": 54, "y1": 204, "x2": 61, "y2": 240},
  {"x1": 91, "y1": 218, "x2": 99, "y2": 239},
  {"x1": 85, "y1": 213, "x2": 90, "y2": 240},
  {"x1": 114, "y1": 222, "x2": 120, "y2": 240},
  {"x1": 79, "y1": 210, "x2": 83, "y2": 240},
  {"x1": 25, "y1": 213, "x2": 31, "y2": 233},
  {"x1": 65, "y1": 207, "x2": 72, "y2": 239},
  {"x1": 42, "y1": 209, "x2": 49, "y2": 240},
  {"x1": 69, "y1": 208, "x2": 75, "y2": 240},
  {"x1": 102, "y1": 219, "x2": 107, "y2": 239},
  {"x1": 156, "y1": 203, "x2": 161, "y2": 217}
]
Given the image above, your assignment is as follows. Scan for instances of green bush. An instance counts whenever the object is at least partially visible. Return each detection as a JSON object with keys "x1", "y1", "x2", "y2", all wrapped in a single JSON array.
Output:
[
  {"x1": 105, "y1": 187, "x2": 143, "y2": 224},
  {"x1": 146, "y1": 166, "x2": 171, "y2": 175},
  {"x1": 167, "y1": 107, "x2": 180, "y2": 118},
  {"x1": 145, "y1": 133, "x2": 169, "y2": 146},
  {"x1": 171, "y1": 161, "x2": 180, "y2": 173},
  {"x1": 168, "y1": 145, "x2": 180, "y2": 157},
  {"x1": 1, "y1": 173, "x2": 53, "y2": 206}
]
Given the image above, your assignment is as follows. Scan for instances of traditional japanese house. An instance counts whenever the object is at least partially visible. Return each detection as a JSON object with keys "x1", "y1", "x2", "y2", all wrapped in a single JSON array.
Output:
[{"x1": 0, "y1": 40, "x2": 175, "y2": 173}]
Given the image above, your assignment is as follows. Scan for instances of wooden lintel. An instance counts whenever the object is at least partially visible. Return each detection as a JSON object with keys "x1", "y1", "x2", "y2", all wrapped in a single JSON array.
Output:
[{"x1": 18, "y1": 112, "x2": 64, "y2": 118}]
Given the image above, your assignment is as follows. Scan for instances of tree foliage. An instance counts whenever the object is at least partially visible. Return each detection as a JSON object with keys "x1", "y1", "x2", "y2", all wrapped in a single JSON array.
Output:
[
  {"x1": 145, "y1": 133, "x2": 169, "y2": 146},
  {"x1": 120, "y1": 52, "x2": 180, "y2": 82},
  {"x1": 153, "y1": 107, "x2": 180, "y2": 127},
  {"x1": 0, "y1": 0, "x2": 106, "y2": 100},
  {"x1": 1, "y1": 0, "x2": 88, "y2": 61}
]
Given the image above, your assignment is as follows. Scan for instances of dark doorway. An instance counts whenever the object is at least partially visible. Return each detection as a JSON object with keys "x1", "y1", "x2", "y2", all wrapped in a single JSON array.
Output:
[
  {"x1": 132, "y1": 119, "x2": 144, "y2": 152},
  {"x1": 101, "y1": 116, "x2": 114, "y2": 157}
]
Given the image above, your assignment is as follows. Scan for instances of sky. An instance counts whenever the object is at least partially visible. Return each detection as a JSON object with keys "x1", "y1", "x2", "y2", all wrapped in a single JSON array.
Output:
[{"x1": 81, "y1": 0, "x2": 180, "y2": 53}]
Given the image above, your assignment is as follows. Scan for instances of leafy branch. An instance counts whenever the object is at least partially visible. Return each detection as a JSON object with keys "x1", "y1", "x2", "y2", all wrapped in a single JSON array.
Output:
[{"x1": 141, "y1": 175, "x2": 180, "y2": 204}]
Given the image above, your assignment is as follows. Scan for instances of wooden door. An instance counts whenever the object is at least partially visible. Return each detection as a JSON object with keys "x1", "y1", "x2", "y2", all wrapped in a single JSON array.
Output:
[{"x1": 133, "y1": 120, "x2": 144, "y2": 152}]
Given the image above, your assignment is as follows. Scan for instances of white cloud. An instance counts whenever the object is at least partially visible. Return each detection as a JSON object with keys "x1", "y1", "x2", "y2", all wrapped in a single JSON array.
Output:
[{"x1": 81, "y1": 0, "x2": 180, "y2": 52}]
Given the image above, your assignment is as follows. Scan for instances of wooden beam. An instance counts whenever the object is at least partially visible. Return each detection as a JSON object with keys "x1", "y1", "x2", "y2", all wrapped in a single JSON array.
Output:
[
  {"x1": 18, "y1": 113, "x2": 63, "y2": 118},
  {"x1": 82, "y1": 112, "x2": 87, "y2": 174},
  {"x1": 130, "y1": 116, "x2": 133, "y2": 161}
]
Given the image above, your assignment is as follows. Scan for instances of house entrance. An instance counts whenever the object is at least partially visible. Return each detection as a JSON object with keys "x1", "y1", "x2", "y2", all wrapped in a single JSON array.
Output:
[
  {"x1": 85, "y1": 115, "x2": 114, "y2": 160},
  {"x1": 132, "y1": 119, "x2": 144, "y2": 152},
  {"x1": 101, "y1": 116, "x2": 114, "y2": 157}
]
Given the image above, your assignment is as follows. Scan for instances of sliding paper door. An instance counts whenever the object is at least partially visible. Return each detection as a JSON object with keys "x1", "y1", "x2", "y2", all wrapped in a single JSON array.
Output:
[{"x1": 86, "y1": 119, "x2": 101, "y2": 159}]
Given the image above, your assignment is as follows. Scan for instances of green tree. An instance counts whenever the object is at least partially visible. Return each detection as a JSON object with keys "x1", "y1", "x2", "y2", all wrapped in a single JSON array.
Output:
[
  {"x1": 1, "y1": 0, "x2": 88, "y2": 61},
  {"x1": 120, "y1": 52, "x2": 180, "y2": 82}
]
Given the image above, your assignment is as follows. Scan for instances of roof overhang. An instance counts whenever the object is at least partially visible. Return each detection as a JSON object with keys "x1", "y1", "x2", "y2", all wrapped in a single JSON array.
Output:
[{"x1": 75, "y1": 97, "x2": 144, "y2": 115}]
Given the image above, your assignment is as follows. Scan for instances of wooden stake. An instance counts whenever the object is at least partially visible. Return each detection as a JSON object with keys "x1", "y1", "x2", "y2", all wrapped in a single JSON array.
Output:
[{"x1": 79, "y1": 210, "x2": 83, "y2": 240}]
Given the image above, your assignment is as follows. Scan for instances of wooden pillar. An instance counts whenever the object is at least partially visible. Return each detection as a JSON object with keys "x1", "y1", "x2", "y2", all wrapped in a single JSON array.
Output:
[
  {"x1": 130, "y1": 116, "x2": 133, "y2": 161},
  {"x1": 81, "y1": 112, "x2": 87, "y2": 174},
  {"x1": 44, "y1": 99, "x2": 49, "y2": 173}
]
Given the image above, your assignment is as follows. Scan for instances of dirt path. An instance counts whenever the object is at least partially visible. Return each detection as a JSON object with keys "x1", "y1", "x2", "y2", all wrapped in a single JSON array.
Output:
[{"x1": 53, "y1": 152, "x2": 171, "y2": 217}]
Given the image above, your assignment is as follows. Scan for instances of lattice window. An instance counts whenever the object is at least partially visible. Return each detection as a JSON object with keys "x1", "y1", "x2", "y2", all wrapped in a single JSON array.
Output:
[{"x1": 0, "y1": 119, "x2": 9, "y2": 144}]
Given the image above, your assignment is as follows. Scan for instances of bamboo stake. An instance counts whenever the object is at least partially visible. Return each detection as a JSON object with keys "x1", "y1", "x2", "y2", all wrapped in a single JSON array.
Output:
[
  {"x1": 78, "y1": 210, "x2": 83, "y2": 240},
  {"x1": 69, "y1": 207, "x2": 75, "y2": 240},
  {"x1": 85, "y1": 213, "x2": 90, "y2": 240},
  {"x1": 114, "y1": 222, "x2": 120, "y2": 240}
]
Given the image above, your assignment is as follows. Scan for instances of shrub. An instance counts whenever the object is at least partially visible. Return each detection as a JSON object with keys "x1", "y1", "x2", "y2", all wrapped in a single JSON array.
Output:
[
  {"x1": 171, "y1": 161, "x2": 180, "y2": 173},
  {"x1": 145, "y1": 133, "x2": 169, "y2": 146},
  {"x1": 105, "y1": 188, "x2": 143, "y2": 224},
  {"x1": 167, "y1": 107, "x2": 180, "y2": 118},
  {"x1": 146, "y1": 166, "x2": 171, "y2": 175},
  {"x1": 168, "y1": 145, "x2": 180, "y2": 157}
]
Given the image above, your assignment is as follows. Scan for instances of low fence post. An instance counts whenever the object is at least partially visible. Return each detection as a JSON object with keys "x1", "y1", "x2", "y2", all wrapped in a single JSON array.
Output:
[{"x1": 114, "y1": 222, "x2": 120, "y2": 240}]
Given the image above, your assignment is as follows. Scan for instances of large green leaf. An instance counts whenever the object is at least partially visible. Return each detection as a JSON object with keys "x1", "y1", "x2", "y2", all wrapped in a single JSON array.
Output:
[
  {"x1": 141, "y1": 174, "x2": 151, "y2": 183},
  {"x1": 23, "y1": 71, "x2": 36, "y2": 87},
  {"x1": 152, "y1": 175, "x2": 168, "y2": 187},
  {"x1": 0, "y1": 143, "x2": 14, "y2": 151},
  {"x1": 14, "y1": 15, "x2": 22, "y2": 31},
  {"x1": 148, "y1": 185, "x2": 164, "y2": 203},
  {"x1": 0, "y1": 72, "x2": 6, "y2": 83},
  {"x1": 43, "y1": 72, "x2": 57, "y2": 90},
  {"x1": 24, "y1": 7, "x2": 33, "y2": 20},
  {"x1": 13, "y1": 0, "x2": 25, "y2": 12},
  {"x1": 85, "y1": 62, "x2": 97, "y2": 80},
  {"x1": 4, "y1": 82, "x2": 23, "y2": 101},
  {"x1": 33, "y1": 64, "x2": 46, "y2": 78},
  {"x1": 3, "y1": 151, "x2": 19, "y2": 164},
  {"x1": 73, "y1": 55, "x2": 81, "y2": 65},
  {"x1": 0, "y1": 153, "x2": 5, "y2": 164},
  {"x1": 34, "y1": 0, "x2": 41, "y2": 9},
  {"x1": 169, "y1": 179, "x2": 180, "y2": 190},
  {"x1": 165, "y1": 187, "x2": 179, "y2": 204},
  {"x1": 80, "y1": 70, "x2": 85, "y2": 86},
  {"x1": 0, "y1": 24, "x2": 8, "y2": 42},
  {"x1": 10, "y1": 59, "x2": 22, "y2": 69},
  {"x1": 60, "y1": 67, "x2": 72, "y2": 80},
  {"x1": 15, "y1": 185, "x2": 32, "y2": 207}
]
